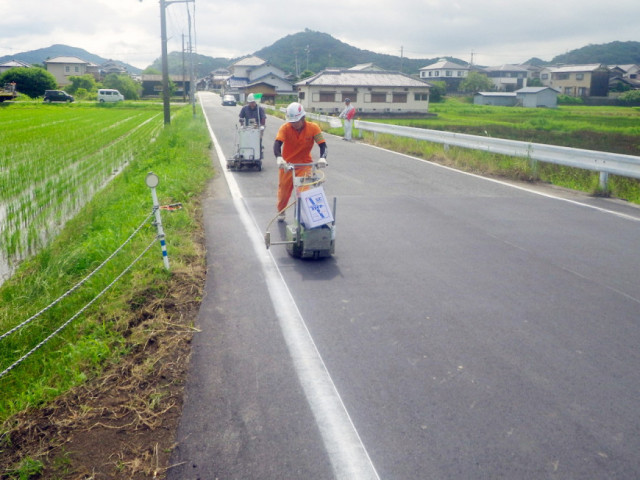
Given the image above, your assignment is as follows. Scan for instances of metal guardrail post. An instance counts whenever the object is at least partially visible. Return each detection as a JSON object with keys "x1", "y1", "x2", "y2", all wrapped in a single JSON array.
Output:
[
  {"x1": 146, "y1": 172, "x2": 170, "y2": 270},
  {"x1": 599, "y1": 171, "x2": 610, "y2": 192}
]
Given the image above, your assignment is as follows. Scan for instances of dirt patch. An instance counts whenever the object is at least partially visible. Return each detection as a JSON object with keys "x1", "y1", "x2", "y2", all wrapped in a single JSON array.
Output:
[{"x1": 0, "y1": 254, "x2": 205, "y2": 479}]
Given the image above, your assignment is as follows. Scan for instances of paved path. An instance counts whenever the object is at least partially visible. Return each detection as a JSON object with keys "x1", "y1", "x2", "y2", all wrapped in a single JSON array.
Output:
[{"x1": 169, "y1": 92, "x2": 640, "y2": 479}]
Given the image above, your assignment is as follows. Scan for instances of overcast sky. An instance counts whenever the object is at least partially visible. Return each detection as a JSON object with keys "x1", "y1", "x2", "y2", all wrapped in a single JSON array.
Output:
[{"x1": 2, "y1": 0, "x2": 638, "y2": 70}]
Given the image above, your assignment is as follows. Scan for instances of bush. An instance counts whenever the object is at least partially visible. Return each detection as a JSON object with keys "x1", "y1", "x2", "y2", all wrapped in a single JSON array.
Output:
[
  {"x1": 558, "y1": 94, "x2": 584, "y2": 105},
  {"x1": 0, "y1": 67, "x2": 57, "y2": 98},
  {"x1": 617, "y1": 90, "x2": 640, "y2": 106}
]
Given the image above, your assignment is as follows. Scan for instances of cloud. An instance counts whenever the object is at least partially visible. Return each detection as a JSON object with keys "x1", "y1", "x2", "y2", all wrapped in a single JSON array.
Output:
[{"x1": 1, "y1": 0, "x2": 638, "y2": 69}]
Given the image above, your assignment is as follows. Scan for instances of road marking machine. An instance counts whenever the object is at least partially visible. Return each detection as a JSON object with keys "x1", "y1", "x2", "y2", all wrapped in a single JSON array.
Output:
[
  {"x1": 265, "y1": 161, "x2": 336, "y2": 259},
  {"x1": 227, "y1": 119, "x2": 264, "y2": 171}
]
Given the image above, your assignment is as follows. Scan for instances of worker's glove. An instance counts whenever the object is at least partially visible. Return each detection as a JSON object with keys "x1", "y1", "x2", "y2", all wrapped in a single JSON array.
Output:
[
  {"x1": 317, "y1": 158, "x2": 327, "y2": 168},
  {"x1": 277, "y1": 156, "x2": 286, "y2": 169}
]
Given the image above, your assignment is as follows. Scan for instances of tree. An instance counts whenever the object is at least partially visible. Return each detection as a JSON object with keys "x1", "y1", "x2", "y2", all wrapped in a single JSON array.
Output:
[
  {"x1": 428, "y1": 81, "x2": 447, "y2": 102},
  {"x1": 0, "y1": 67, "x2": 57, "y2": 98},
  {"x1": 102, "y1": 73, "x2": 141, "y2": 100},
  {"x1": 458, "y1": 71, "x2": 493, "y2": 93},
  {"x1": 67, "y1": 74, "x2": 99, "y2": 95}
]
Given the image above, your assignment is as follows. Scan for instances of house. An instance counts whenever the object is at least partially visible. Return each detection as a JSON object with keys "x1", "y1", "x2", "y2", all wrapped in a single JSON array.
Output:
[
  {"x1": 0, "y1": 60, "x2": 31, "y2": 74},
  {"x1": 516, "y1": 87, "x2": 559, "y2": 108},
  {"x1": 539, "y1": 64, "x2": 610, "y2": 97},
  {"x1": 608, "y1": 64, "x2": 639, "y2": 81},
  {"x1": 203, "y1": 68, "x2": 231, "y2": 91},
  {"x1": 141, "y1": 74, "x2": 192, "y2": 98},
  {"x1": 419, "y1": 59, "x2": 469, "y2": 92},
  {"x1": 222, "y1": 55, "x2": 293, "y2": 103},
  {"x1": 349, "y1": 63, "x2": 384, "y2": 71},
  {"x1": 482, "y1": 64, "x2": 530, "y2": 92},
  {"x1": 295, "y1": 69, "x2": 431, "y2": 115},
  {"x1": 608, "y1": 64, "x2": 640, "y2": 93},
  {"x1": 44, "y1": 56, "x2": 95, "y2": 85},
  {"x1": 98, "y1": 60, "x2": 127, "y2": 78}
]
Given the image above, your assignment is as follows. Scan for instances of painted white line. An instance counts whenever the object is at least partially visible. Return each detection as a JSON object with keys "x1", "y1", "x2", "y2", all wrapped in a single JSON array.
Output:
[{"x1": 200, "y1": 94, "x2": 380, "y2": 480}]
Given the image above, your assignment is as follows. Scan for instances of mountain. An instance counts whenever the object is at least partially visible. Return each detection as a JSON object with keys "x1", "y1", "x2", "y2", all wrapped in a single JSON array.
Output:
[
  {"x1": 253, "y1": 29, "x2": 454, "y2": 75},
  {"x1": 551, "y1": 41, "x2": 640, "y2": 65},
  {"x1": 3, "y1": 36, "x2": 639, "y2": 81},
  {"x1": 0, "y1": 44, "x2": 143, "y2": 74}
]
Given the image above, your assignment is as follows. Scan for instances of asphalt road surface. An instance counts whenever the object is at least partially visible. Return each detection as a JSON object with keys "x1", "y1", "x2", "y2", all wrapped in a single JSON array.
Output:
[{"x1": 168, "y1": 92, "x2": 640, "y2": 480}]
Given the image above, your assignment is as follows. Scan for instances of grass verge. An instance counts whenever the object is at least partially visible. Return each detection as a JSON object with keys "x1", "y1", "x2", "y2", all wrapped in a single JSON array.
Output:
[{"x1": 0, "y1": 104, "x2": 214, "y2": 478}]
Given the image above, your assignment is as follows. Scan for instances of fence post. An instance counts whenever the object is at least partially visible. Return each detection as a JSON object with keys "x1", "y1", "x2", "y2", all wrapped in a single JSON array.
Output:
[{"x1": 146, "y1": 172, "x2": 170, "y2": 270}]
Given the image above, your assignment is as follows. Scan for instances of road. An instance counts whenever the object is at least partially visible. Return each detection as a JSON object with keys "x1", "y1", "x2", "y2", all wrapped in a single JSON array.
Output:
[{"x1": 168, "y1": 92, "x2": 640, "y2": 480}]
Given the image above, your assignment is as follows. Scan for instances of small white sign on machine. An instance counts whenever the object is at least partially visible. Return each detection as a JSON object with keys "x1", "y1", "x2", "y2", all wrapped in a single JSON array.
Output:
[{"x1": 299, "y1": 186, "x2": 334, "y2": 228}]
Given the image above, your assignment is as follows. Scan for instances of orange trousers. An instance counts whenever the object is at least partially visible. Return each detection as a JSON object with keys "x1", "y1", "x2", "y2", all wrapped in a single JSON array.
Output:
[{"x1": 277, "y1": 164, "x2": 312, "y2": 213}]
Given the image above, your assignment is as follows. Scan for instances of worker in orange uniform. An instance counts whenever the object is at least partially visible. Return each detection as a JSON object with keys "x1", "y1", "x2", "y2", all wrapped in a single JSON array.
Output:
[{"x1": 273, "y1": 102, "x2": 328, "y2": 222}]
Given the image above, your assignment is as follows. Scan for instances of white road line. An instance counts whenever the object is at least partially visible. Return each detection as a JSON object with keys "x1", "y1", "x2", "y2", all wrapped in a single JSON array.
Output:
[{"x1": 200, "y1": 94, "x2": 380, "y2": 480}]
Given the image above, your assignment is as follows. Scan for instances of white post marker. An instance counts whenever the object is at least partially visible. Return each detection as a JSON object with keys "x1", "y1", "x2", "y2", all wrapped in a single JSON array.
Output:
[{"x1": 146, "y1": 172, "x2": 170, "y2": 270}]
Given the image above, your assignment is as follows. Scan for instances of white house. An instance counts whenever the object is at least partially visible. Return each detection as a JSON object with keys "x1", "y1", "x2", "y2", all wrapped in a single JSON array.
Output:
[
  {"x1": 482, "y1": 64, "x2": 530, "y2": 92},
  {"x1": 295, "y1": 69, "x2": 431, "y2": 115},
  {"x1": 419, "y1": 59, "x2": 469, "y2": 91}
]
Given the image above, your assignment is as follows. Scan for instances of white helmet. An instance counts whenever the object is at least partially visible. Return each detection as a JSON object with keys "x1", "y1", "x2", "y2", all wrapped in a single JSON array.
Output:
[
  {"x1": 285, "y1": 102, "x2": 305, "y2": 122},
  {"x1": 247, "y1": 93, "x2": 255, "y2": 103}
]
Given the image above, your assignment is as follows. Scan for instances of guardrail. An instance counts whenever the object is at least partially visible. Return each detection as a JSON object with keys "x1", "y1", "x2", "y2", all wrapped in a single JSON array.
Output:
[{"x1": 285, "y1": 108, "x2": 640, "y2": 191}]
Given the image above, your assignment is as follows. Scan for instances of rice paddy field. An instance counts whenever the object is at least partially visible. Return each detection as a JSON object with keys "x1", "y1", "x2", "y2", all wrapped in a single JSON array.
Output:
[{"x1": 0, "y1": 103, "x2": 164, "y2": 281}]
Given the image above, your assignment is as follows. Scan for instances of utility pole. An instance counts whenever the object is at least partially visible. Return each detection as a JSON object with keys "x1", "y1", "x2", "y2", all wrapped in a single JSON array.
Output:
[
  {"x1": 400, "y1": 46, "x2": 404, "y2": 73},
  {"x1": 182, "y1": 34, "x2": 186, "y2": 103},
  {"x1": 155, "y1": 0, "x2": 195, "y2": 125},
  {"x1": 159, "y1": 0, "x2": 171, "y2": 124},
  {"x1": 187, "y1": 4, "x2": 196, "y2": 117}
]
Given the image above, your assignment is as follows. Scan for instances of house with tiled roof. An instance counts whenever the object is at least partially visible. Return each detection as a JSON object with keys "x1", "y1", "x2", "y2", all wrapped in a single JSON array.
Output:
[
  {"x1": 222, "y1": 55, "x2": 293, "y2": 103},
  {"x1": 0, "y1": 60, "x2": 31, "y2": 74},
  {"x1": 295, "y1": 68, "x2": 431, "y2": 115}
]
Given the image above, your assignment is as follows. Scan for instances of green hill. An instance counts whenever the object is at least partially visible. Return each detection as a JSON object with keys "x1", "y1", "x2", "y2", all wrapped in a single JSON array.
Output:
[
  {"x1": 254, "y1": 29, "x2": 452, "y2": 75},
  {"x1": 148, "y1": 52, "x2": 232, "y2": 78},
  {"x1": 3, "y1": 36, "x2": 639, "y2": 80},
  {"x1": 0, "y1": 44, "x2": 142, "y2": 74},
  {"x1": 551, "y1": 41, "x2": 640, "y2": 65}
]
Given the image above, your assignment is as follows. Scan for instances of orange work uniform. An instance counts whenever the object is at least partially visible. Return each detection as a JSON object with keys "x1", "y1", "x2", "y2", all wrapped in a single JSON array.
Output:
[{"x1": 275, "y1": 121, "x2": 326, "y2": 212}]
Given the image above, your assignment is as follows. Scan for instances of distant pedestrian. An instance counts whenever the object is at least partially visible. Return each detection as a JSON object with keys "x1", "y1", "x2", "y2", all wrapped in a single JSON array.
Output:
[{"x1": 338, "y1": 98, "x2": 356, "y2": 141}]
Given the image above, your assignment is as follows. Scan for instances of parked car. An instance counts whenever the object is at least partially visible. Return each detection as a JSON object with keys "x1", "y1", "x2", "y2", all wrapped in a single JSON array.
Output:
[
  {"x1": 43, "y1": 90, "x2": 74, "y2": 103},
  {"x1": 222, "y1": 94, "x2": 236, "y2": 106},
  {"x1": 97, "y1": 89, "x2": 124, "y2": 102}
]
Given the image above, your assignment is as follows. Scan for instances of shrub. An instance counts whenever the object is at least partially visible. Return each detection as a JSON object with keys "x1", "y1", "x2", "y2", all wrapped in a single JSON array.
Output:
[
  {"x1": 617, "y1": 90, "x2": 640, "y2": 106},
  {"x1": 558, "y1": 94, "x2": 584, "y2": 105}
]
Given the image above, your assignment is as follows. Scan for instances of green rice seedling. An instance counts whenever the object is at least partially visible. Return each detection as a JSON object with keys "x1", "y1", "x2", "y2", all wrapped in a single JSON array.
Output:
[
  {"x1": 0, "y1": 105, "x2": 163, "y2": 277},
  {"x1": 0, "y1": 104, "x2": 212, "y2": 424}
]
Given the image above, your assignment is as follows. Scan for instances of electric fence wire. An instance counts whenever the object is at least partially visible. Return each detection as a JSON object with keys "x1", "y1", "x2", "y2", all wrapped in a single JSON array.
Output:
[{"x1": 0, "y1": 209, "x2": 159, "y2": 379}]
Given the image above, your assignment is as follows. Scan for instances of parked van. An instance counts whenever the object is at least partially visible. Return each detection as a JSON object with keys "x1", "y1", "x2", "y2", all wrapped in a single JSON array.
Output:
[{"x1": 97, "y1": 89, "x2": 124, "y2": 102}]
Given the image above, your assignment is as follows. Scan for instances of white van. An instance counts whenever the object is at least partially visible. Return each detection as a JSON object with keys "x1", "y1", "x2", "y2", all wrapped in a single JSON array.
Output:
[{"x1": 97, "y1": 89, "x2": 124, "y2": 102}]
